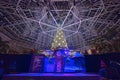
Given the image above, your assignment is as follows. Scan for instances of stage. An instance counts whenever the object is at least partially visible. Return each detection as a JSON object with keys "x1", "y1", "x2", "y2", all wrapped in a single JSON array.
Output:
[
  {"x1": 1, "y1": 50, "x2": 102, "y2": 80},
  {"x1": 3, "y1": 73, "x2": 101, "y2": 80}
]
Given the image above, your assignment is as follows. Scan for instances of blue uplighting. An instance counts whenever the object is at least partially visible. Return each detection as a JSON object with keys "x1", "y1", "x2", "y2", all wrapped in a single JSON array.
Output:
[{"x1": 44, "y1": 50, "x2": 86, "y2": 72}]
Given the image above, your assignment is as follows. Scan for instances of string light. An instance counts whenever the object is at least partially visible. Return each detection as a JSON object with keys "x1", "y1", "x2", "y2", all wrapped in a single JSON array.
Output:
[
  {"x1": 59, "y1": 37, "x2": 61, "y2": 39},
  {"x1": 51, "y1": 27, "x2": 68, "y2": 49}
]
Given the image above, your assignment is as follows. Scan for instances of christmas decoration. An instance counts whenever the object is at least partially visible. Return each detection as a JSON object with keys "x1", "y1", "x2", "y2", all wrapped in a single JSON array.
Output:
[{"x1": 51, "y1": 27, "x2": 68, "y2": 49}]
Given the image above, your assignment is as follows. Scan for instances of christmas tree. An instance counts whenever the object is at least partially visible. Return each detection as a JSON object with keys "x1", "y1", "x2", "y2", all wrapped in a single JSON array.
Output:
[{"x1": 51, "y1": 27, "x2": 68, "y2": 49}]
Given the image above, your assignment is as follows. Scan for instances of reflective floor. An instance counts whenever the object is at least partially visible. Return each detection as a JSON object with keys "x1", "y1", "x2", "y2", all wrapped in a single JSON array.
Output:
[{"x1": 4, "y1": 73, "x2": 100, "y2": 76}]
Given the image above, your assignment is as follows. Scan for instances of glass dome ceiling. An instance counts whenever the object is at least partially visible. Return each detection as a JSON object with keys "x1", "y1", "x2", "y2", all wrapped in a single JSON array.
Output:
[{"x1": 0, "y1": 0, "x2": 120, "y2": 52}]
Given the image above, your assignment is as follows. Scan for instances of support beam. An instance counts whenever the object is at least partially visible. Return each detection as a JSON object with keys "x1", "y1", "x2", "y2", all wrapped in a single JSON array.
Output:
[
  {"x1": 61, "y1": 6, "x2": 73, "y2": 28},
  {"x1": 63, "y1": 21, "x2": 80, "y2": 28},
  {"x1": 62, "y1": 29, "x2": 77, "y2": 32},
  {"x1": 66, "y1": 32, "x2": 77, "y2": 38},
  {"x1": 49, "y1": 11, "x2": 59, "y2": 27},
  {"x1": 44, "y1": 29, "x2": 57, "y2": 32},
  {"x1": 40, "y1": 22, "x2": 57, "y2": 28}
]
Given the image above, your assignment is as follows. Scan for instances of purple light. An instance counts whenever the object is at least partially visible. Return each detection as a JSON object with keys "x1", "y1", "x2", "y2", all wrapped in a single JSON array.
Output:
[{"x1": 65, "y1": 51, "x2": 67, "y2": 54}]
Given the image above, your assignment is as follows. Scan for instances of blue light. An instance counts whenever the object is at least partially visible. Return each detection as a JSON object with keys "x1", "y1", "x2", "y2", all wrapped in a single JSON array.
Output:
[{"x1": 44, "y1": 50, "x2": 86, "y2": 72}]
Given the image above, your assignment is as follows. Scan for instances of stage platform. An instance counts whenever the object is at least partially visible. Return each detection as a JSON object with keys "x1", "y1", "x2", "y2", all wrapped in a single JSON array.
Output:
[{"x1": 3, "y1": 73, "x2": 101, "y2": 80}]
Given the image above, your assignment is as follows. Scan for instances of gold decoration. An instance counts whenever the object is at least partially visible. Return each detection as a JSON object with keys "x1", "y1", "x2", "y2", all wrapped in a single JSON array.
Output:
[{"x1": 51, "y1": 27, "x2": 68, "y2": 49}]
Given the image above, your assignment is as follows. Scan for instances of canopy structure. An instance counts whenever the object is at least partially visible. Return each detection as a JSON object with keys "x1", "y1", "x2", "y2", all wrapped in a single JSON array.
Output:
[{"x1": 0, "y1": 0, "x2": 120, "y2": 53}]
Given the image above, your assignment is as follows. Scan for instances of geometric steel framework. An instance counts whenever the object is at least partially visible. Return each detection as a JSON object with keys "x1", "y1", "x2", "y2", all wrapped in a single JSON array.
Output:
[{"x1": 0, "y1": 0, "x2": 120, "y2": 52}]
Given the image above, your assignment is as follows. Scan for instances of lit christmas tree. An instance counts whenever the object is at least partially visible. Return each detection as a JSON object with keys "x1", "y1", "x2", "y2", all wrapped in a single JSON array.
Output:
[{"x1": 51, "y1": 27, "x2": 68, "y2": 49}]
